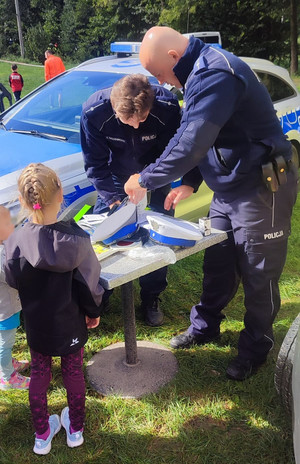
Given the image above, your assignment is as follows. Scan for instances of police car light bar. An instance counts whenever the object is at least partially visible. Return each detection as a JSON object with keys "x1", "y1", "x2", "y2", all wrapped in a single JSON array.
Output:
[{"x1": 110, "y1": 42, "x2": 141, "y2": 54}]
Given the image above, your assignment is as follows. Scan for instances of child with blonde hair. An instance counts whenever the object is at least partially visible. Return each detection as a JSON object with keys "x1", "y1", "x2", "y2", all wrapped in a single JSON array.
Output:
[
  {"x1": 0, "y1": 205, "x2": 30, "y2": 390},
  {"x1": 4, "y1": 163, "x2": 103, "y2": 455}
]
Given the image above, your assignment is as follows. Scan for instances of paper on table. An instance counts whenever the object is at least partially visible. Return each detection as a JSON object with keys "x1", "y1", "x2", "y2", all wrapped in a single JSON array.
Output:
[
  {"x1": 127, "y1": 241, "x2": 176, "y2": 264},
  {"x1": 92, "y1": 243, "x2": 121, "y2": 261}
]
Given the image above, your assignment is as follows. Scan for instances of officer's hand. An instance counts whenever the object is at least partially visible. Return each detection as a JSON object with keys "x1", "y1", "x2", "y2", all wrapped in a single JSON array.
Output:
[
  {"x1": 109, "y1": 200, "x2": 121, "y2": 209},
  {"x1": 124, "y1": 173, "x2": 147, "y2": 204},
  {"x1": 164, "y1": 185, "x2": 194, "y2": 210}
]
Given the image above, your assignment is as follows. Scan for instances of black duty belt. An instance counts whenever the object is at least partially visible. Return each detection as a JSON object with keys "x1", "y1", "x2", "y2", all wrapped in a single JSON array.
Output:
[{"x1": 262, "y1": 155, "x2": 292, "y2": 192}]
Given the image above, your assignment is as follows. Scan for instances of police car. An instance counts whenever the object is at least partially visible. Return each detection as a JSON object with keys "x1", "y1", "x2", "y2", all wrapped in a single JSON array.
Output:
[
  {"x1": 0, "y1": 41, "x2": 299, "y2": 223},
  {"x1": 275, "y1": 313, "x2": 300, "y2": 464}
]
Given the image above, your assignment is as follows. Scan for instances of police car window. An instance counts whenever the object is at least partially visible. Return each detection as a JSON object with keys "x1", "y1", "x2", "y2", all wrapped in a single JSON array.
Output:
[
  {"x1": 1, "y1": 71, "x2": 127, "y2": 143},
  {"x1": 256, "y1": 71, "x2": 296, "y2": 103},
  {"x1": 201, "y1": 35, "x2": 219, "y2": 44}
]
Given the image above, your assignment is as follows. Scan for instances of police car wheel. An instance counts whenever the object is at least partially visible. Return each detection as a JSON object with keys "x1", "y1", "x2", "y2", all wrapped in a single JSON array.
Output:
[{"x1": 274, "y1": 313, "x2": 300, "y2": 415}]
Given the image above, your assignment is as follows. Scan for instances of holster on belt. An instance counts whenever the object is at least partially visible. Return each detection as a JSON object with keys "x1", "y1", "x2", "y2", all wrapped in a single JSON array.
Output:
[{"x1": 262, "y1": 155, "x2": 288, "y2": 192}]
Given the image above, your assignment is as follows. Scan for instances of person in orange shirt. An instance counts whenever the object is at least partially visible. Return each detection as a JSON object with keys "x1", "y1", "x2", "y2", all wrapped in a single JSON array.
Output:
[{"x1": 44, "y1": 50, "x2": 65, "y2": 81}]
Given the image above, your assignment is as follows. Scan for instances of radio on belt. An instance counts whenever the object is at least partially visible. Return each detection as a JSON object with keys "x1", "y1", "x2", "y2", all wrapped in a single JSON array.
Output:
[{"x1": 198, "y1": 217, "x2": 211, "y2": 236}]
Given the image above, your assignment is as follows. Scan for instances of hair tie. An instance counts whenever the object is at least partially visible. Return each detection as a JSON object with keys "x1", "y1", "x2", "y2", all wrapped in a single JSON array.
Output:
[{"x1": 33, "y1": 203, "x2": 41, "y2": 210}]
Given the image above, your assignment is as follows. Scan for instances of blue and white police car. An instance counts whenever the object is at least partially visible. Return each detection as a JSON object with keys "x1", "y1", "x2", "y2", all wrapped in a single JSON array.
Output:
[{"x1": 0, "y1": 42, "x2": 300, "y2": 223}]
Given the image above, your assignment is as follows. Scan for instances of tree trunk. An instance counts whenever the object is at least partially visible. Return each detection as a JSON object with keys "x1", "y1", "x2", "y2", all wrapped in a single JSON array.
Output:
[{"x1": 290, "y1": 0, "x2": 298, "y2": 74}]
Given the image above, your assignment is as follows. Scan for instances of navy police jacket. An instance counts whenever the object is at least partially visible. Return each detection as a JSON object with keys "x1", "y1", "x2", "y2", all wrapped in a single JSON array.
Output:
[
  {"x1": 140, "y1": 37, "x2": 292, "y2": 196},
  {"x1": 80, "y1": 85, "x2": 181, "y2": 206}
]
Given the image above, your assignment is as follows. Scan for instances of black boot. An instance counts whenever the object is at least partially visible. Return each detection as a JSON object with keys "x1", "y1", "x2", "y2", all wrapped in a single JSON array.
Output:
[
  {"x1": 170, "y1": 330, "x2": 220, "y2": 349},
  {"x1": 99, "y1": 298, "x2": 110, "y2": 316},
  {"x1": 99, "y1": 288, "x2": 112, "y2": 316},
  {"x1": 141, "y1": 297, "x2": 164, "y2": 327},
  {"x1": 226, "y1": 356, "x2": 266, "y2": 381}
]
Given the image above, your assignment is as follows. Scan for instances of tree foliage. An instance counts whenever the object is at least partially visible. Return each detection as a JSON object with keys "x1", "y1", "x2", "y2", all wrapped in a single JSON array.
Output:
[
  {"x1": 160, "y1": 0, "x2": 291, "y2": 61},
  {"x1": 0, "y1": 0, "x2": 297, "y2": 71},
  {"x1": 60, "y1": 0, "x2": 77, "y2": 56},
  {"x1": 25, "y1": 23, "x2": 50, "y2": 62}
]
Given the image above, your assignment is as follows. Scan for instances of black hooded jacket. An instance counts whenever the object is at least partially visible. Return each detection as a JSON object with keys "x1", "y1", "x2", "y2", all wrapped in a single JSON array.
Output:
[{"x1": 4, "y1": 220, "x2": 103, "y2": 356}]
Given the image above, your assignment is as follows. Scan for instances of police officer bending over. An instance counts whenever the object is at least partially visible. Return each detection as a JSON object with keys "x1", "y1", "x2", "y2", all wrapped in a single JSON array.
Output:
[
  {"x1": 125, "y1": 27, "x2": 298, "y2": 380},
  {"x1": 80, "y1": 74, "x2": 182, "y2": 326}
]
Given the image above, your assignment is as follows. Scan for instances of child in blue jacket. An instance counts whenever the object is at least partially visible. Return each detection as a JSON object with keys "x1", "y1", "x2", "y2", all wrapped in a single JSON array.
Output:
[{"x1": 0, "y1": 205, "x2": 30, "y2": 390}]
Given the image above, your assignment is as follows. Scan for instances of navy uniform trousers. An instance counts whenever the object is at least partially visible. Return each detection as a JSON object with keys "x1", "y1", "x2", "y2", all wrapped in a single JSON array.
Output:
[
  {"x1": 189, "y1": 169, "x2": 298, "y2": 362},
  {"x1": 94, "y1": 175, "x2": 173, "y2": 300}
]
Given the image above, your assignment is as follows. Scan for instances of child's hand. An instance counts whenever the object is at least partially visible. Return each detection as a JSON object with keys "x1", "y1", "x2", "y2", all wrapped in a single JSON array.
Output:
[{"x1": 85, "y1": 316, "x2": 100, "y2": 329}]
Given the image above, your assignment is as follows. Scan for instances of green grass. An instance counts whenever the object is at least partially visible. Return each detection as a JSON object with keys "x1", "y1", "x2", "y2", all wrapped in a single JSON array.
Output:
[
  {"x1": 292, "y1": 74, "x2": 300, "y2": 90},
  {"x1": 0, "y1": 59, "x2": 76, "y2": 110},
  {"x1": 0, "y1": 59, "x2": 300, "y2": 463},
  {"x1": 0, "y1": 199, "x2": 299, "y2": 464},
  {"x1": 0, "y1": 200, "x2": 300, "y2": 464},
  {"x1": 0, "y1": 60, "x2": 44, "y2": 109}
]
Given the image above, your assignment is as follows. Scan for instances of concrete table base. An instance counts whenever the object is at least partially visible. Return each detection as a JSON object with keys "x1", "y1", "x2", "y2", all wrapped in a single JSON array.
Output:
[{"x1": 86, "y1": 341, "x2": 178, "y2": 398}]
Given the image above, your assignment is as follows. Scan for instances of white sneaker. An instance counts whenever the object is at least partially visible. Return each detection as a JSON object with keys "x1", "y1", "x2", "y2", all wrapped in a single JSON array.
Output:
[
  {"x1": 33, "y1": 414, "x2": 61, "y2": 455},
  {"x1": 61, "y1": 407, "x2": 84, "y2": 448}
]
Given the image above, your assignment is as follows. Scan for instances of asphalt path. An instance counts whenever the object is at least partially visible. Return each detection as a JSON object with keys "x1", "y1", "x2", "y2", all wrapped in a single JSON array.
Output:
[{"x1": 0, "y1": 59, "x2": 43, "y2": 68}]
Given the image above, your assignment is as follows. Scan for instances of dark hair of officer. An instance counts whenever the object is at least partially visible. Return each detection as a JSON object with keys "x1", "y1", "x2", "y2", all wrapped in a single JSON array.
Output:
[{"x1": 110, "y1": 74, "x2": 155, "y2": 121}]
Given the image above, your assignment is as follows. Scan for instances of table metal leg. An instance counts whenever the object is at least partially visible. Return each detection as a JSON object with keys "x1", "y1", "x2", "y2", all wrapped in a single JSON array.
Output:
[
  {"x1": 121, "y1": 281, "x2": 138, "y2": 365},
  {"x1": 87, "y1": 280, "x2": 178, "y2": 397}
]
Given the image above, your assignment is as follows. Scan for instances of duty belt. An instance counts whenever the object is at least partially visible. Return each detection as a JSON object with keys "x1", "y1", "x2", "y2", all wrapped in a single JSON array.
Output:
[{"x1": 261, "y1": 155, "x2": 297, "y2": 192}]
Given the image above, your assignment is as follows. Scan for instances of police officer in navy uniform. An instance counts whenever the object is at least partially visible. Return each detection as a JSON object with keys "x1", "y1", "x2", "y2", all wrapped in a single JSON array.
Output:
[
  {"x1": 124, "y1": 27, "x2": 298, "y2": 380},
  {"x1": 80, "y1": 74, "x2": 182, "y2": 326}
]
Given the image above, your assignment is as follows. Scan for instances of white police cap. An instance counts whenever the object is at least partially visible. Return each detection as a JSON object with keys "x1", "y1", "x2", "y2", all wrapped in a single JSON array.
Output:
[
  {"x1": 92, "y1": 202, "x2": 138, "y2": 245},
  {"x1": 147, "y1": 215, "x2": 203, "y2": 247}
]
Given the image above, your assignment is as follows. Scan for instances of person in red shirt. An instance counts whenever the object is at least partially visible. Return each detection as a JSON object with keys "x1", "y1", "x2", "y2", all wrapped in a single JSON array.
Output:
[
  {"x1": 9, "y1": 64, "x2": 24, "y2": 102},
  {"x1": 44, "y1": 50, "x2": 65, "y2": 81}
]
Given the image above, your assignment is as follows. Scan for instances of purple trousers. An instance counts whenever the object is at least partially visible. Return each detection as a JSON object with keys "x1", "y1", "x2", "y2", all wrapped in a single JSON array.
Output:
[{"x1": 29, "y1": 347, "x2": 85, "y2": 434}]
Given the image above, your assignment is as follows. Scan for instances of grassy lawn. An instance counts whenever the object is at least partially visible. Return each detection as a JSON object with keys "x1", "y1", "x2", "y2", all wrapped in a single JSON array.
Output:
[
  {"x1": 1, "y1": 197, "x2": 299, "y2": 464},
  {"x1": 293, "y1": 74, "x2": 300, "y2": 89},
  {"x1": 0, "y1": 59, "x2": 75, "y2": 110},
  {"x1": 0, "y1": 60, "x2": 300, "y2": 463},
  {"x1": 0, "y1": 61, "x2": 44, "y2": 108}
]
